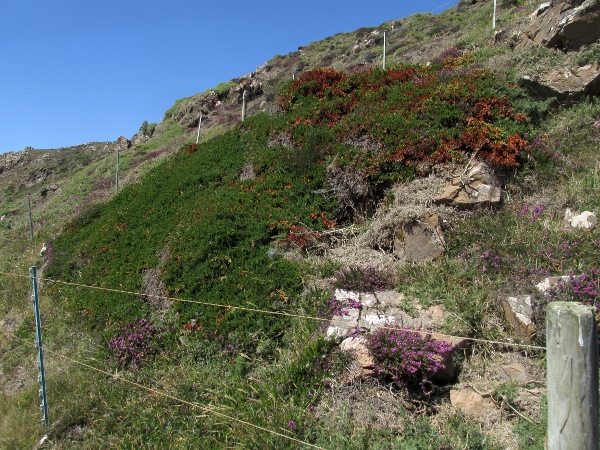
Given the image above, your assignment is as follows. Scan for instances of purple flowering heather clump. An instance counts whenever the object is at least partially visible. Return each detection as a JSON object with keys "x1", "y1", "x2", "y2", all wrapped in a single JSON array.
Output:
[
  {"x1": 106, "y1": 318, "x2": 169, "y2": 371},
  {"x1": 367, "y1": 325, "x2": 453, "y2": 394},
  {"x1": 532, "y1": 269, "x2": 600, "y2": 345},
  {"x1": 318, "y1": 294, "x2": 348, "y2": 319},
  {"x1": 433, "y1": 47, "x2": 463, "y2": 65},
  {"x1": 331, "y1": 266, "x2": 397, "y2": 292}
]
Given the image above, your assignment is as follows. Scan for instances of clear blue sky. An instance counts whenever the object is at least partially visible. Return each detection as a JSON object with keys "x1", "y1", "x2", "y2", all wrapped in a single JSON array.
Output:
[{"x1": 0, "y1": 0, "x2": 458, "y2": 154}]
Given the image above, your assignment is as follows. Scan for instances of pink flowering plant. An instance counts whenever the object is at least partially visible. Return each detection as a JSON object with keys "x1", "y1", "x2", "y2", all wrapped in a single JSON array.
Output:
[
  {"x1": 367, "y1": 325, "x2": 453, "y2": 394},
  {"x1": 331, "y1": 265, "x2": 398, "y2": 292},
  {"x1": 105, "y1": 318, "x2": 172, "y2": 371},
  {"x1": 532, "y1": 269, "x2": 600, "y2": 345}
]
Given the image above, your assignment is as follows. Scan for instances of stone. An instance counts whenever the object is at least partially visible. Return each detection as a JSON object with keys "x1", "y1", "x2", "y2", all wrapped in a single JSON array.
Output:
[
  {"x1": 116, "y1": 135, "x2": 131, "y2": 151},
  {"x1": 566, "y1": 209, "x2": 598, "y2": 229},
  {"x1": 394, "y1": 213, "x2": 446, "y2": 263},
  {"x1": 431, "y1": 334, "x2": 470, "y2": 383},
  {"x1": 326, "y1": 308, "x2": 360, "y2": 340},
  {"x1": 340, "y1": 336, "x2": 374, "y2": 371},
  {"x1": 494, "y1": 363, "x2": 529, "y2": 383},
  {"x1": 328, "y1": 289, "x2": 456, "y2": 379},
  {"x1": 517, "y1": 0, "x2": 600, "y2": 50},
  {"x1": 433, "y1": 162, "x2": 501, "y2": 208},
  {"x1": 450, "y1": 388, "x2": 496, "y2": 414},
  {"x1": 520, "y1": 64, "x2": 600, "y2": 104},
  {"x1": 536, "y1": 276, "x2": 573, "y2": 294},
  {"x1": 502, "y1": 295, "x2": 536, "y2": 341}
]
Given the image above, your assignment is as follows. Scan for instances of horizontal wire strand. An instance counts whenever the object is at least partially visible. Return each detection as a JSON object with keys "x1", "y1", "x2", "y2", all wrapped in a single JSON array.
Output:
[
  {"x1": 0, "y1": 269, "x2": 545, "y2": 351},
  {"x1": 1, "y1": 329, "x2": 326, "y2": 450}
]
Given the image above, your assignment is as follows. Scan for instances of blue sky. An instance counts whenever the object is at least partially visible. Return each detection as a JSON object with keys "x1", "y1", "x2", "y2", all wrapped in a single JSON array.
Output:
[{"x1": 0, "y1": 0, "x2": 458, "y2": 154}]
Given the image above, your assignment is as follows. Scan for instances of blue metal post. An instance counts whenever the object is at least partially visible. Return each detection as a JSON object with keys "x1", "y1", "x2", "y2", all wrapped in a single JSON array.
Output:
[{"x1": 30, "y1": 266, "x2": 49, "y2": 426}]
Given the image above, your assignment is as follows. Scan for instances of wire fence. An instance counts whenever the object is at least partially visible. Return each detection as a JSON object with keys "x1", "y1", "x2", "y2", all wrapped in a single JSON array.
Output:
[
  {"x1": 1, "y1": 329, "x2": 325, "y2": 450},
  {"x1": 0, "y1": 269, "x2": 546, "y2": 352}
]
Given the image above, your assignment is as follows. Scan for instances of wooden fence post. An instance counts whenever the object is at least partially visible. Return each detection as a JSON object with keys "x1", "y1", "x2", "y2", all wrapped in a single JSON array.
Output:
[{"x1": 546, "y1": 302, "x2": 599, "y2": 449}]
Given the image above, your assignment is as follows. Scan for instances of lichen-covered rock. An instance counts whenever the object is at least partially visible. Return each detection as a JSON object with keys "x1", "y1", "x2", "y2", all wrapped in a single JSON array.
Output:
[
  {"x1": 520, "y1": 64, "x2": 600, "y2": 104},
  {"x1": 450, "y1": 388, "x2": 496, "y2": 414},
  {"x1": 393, "y1": 213, "x2": 446, "y2": 263},
  {"x1": 433, "y1": 162, "x2": 501, "y2": 208},
  {"x1": 517, "y1": 0, "x2": 600, "y2": 50},
  {"x1": 502, "y1": 295, "x2": 536, "y2": 341}
]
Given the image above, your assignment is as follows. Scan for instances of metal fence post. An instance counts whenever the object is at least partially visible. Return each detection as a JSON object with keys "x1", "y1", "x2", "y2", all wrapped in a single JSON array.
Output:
[
  {"x1": 30, "y1": 266, "x2": 49, "y2": 426},
  {"x1": 115, "y1": 146, "x2": 120, "y2": 193},
  {"x1": 196, "y1": 113, "x2": 203, "y2": 144},
  {"x1": 383, "y1": 30, "x2": 387, "y2": 70},
  {"x1": 546, "y1": 302, "x2": 599, "y2": 449},
  {"x1": 242, "y1": 90, "x2": 247, "y2": 122}
]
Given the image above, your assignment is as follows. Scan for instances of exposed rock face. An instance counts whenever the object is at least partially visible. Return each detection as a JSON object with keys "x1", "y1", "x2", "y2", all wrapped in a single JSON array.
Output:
[
  {"x1": 1, "y1": 149, "x2": 31, "y2": 173},
  {"x1": 517, "y1": 0, "x2": 600, "y2": 50},
  {"x1": 339, "y1": 336, "x2": 375, "y2": 376},
  {"x1": 328, "y1": 289, "x2": 466, "y2": 383},
  {"x1": 228, "y1": 78, "x2": 263, "y2": 104},
  {"x1": 433, "y1": 161, "x2": 501, "y2": 208},
  {"x1": 535, "y1": 275, "x2": 573, "y2": 293},
  {"x1": 520, "y1": 64, "x2": 600, "y2": 103},
  {"x1": 393, "y1": 213, "x2": 446, "y2": 263},
  {"x1": 326, "y1": 290, "x2": 449, "y2": 338},
  {"x1": 167, "y1": 90, "x2": 220, "y2": 127},
  {"x1": 502, "y1": 295, "x2": 536, "y2": 341},
  {"x1": 117, "y1": 136, "x2": 131, "y2": 150}
]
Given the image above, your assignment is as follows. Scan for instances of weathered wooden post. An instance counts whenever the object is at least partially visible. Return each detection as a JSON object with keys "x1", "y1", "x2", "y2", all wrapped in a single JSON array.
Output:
[{"x1": 546, "y1": 302, "x2": 599, "y2": 449}]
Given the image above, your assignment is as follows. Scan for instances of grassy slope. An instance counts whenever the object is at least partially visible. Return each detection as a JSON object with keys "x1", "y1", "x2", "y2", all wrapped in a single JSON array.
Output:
[{"x1": 2, "y1": 0, "x2": 600, "y2": 448}]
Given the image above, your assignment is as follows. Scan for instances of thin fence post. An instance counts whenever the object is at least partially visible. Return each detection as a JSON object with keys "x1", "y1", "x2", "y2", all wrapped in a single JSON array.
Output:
[
  {"x1": 115, "y1": 146, "x2": 120, "y2": 193},
  {"x1": 195, "y1": 113, "x2": 203, "y2": 145},
  {"x1": 30, "y1": 266, "x2": 49, "y2": 426},
  {"x1": 382, "y1": 30, "x2": 387, "y2": 70},
  {"x1": 242, "y1": 90, "x2": 247, "y2": 122},
  {"x1": 492, "y1": 0, "x2": 497, "y2": 29},
  {"x1": 27, "y1": 195, "x2": 34, "y2": 243},
  {"x1": 546, "y1": 302, "x2": 598, "y2": 449}
]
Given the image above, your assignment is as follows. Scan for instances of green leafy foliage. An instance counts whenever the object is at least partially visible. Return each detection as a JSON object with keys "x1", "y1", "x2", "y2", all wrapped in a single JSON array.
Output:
[
  {"x1": 278, "y1": 57, "x2": 532, "y2": 192},
  {"x1": 46, "y1": 120, "x2": 337, "y2": 347}
]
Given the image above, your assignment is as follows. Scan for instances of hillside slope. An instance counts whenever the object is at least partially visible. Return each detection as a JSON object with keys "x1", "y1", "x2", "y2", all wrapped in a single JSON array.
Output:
[{"x1": 1, "y1": 0, "x2": 600, "y2": 448}]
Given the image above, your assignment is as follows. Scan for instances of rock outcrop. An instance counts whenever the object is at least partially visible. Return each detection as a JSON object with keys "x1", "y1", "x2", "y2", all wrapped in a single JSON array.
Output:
[
  {"x1": 517, "y1": 0, "x2": 600, "y2": 50},
  {"x1": 434, "y1": 161, "x2": 502, "y2": 208},
  {"x1": 393, "y1": 213, "x2": 446, "y2": 263},
  {"x1": 520, "y1": 63, "x2": 600, "y2": 103},
  {"x1": 328, "y1": 289, "x2": 468, "y2": 383}
]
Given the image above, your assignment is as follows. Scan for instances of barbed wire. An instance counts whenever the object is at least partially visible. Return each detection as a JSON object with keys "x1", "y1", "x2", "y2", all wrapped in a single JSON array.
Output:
[
  {"x1": 0, "y1": 269, "x2": 546, "y2": 351},
  {"x1": 1, "y1": 329, "x2": 326, "y2": 450}
]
